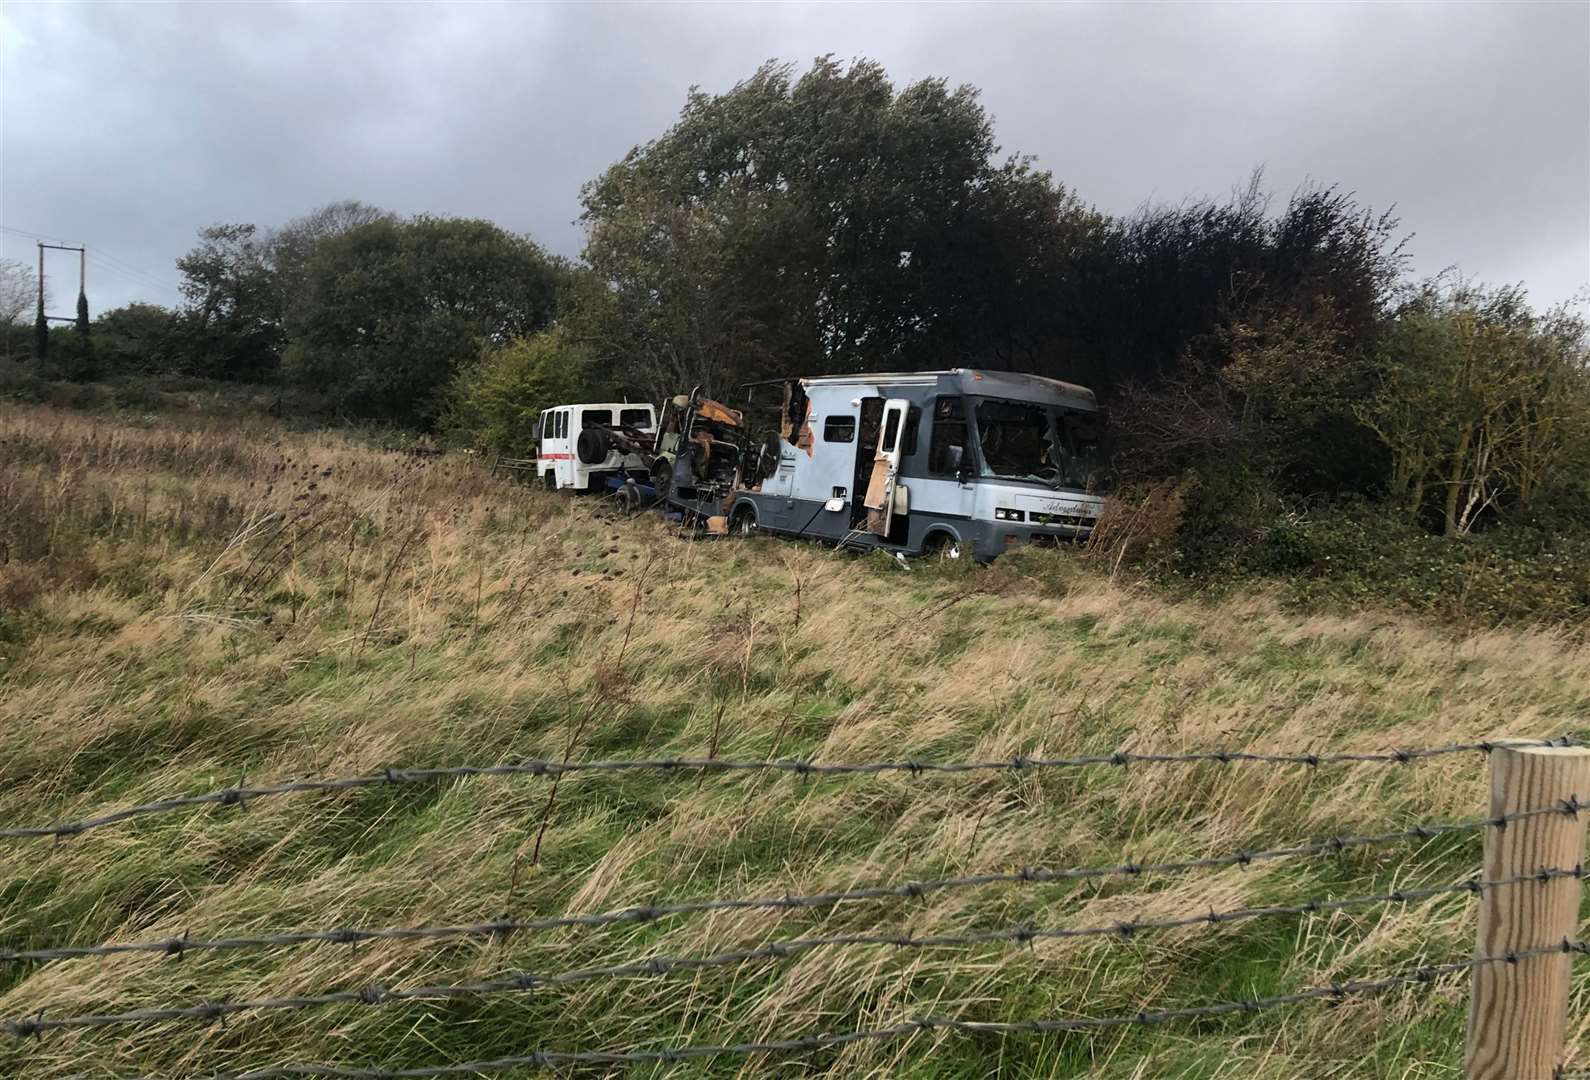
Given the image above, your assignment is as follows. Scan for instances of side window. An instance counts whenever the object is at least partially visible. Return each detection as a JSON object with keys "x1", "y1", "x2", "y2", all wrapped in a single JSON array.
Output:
[
  {"x1": 880, "y1": 410, "x2": 901, "y2": 453},
  {"x1": 540, "y1": 412, "x2": 550, "y2": 441},
  {"x1": 928, "y1": 397, "x2": 968, "y2": 475},
  {"x1": 823, "y1": 415, "x2": 856, "y2": 443},
  {"x1": 583, "y1": 409, "x2": 613, "y2": 428},
  {"x1": 620, "y1": 408, "x2": 651, "y2": 428},
  {"x1": 557, "y1": 411, "x2": 568, "y2": 439},
  {"x1": 902, "y1": 405, "x2": 921, "y2": 456}
]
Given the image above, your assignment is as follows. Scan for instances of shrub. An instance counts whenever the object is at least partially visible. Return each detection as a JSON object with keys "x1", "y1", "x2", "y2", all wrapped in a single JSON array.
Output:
[
  {"x1": 1081, "y1": 476, "x2": 1195, "y2": 575},
  {"x1": 442, "y1": 328, "x2": 598, "y2": 453},
  {"x1": 1278, "y1": 500, "x2": 1590, "y2": 623}
]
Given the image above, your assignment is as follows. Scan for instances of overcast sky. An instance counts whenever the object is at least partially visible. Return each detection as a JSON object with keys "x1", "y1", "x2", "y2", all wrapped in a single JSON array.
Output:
[{"x1": 2, "y1": 1, "x2": 1586, "y2": 316}]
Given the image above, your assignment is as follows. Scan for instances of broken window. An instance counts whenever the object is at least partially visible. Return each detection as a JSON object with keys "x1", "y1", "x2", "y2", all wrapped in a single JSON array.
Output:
[
  {"x1": 1055, "y1": 410, "x2": 1105, "y2": 489},
  {"x1": 903, "y1": 405, "x2": 921, "y2": 456},
  {"x1": 928, "y1": 397, "x2": 968, "y2": 475},
  {"x1": 975, "y1": 399, "x2": 1052, "y2": 485},
  {"x1": 823, "y1": 415, "x2": 856, "y2": 443}
]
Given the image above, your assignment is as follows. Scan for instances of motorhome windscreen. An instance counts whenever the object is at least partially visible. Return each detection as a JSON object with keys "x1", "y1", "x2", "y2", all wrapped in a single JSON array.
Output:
[{"x1": 972, "y1": 398, "x2": 1099, "y2": 490}]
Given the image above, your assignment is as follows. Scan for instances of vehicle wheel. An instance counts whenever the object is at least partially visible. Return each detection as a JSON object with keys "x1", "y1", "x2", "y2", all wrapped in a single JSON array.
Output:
[
  {"x1": 618, "y1": 482, "x2": 643, "y2": 514},
  {"x1": 925, "y1": 532, "x2": 962, "y2": 562},
  {"x1": 542, "y1": 471, "x2": 557, "y2": 491},
  {"x1": 576, "y1": 428, "x2": 612, "y2": 465},
  {"x1": 731, "y1": 504, "x2": 758, "y2": 536}
]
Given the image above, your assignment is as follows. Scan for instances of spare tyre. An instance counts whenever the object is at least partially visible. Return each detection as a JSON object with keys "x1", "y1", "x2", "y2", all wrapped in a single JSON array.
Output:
[{"x1": 576, "y1": 427, "x2": 612, "y2": 464}]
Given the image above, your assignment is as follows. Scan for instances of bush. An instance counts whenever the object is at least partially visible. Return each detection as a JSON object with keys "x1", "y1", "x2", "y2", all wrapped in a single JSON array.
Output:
[
  {"x1": 1277, "y1": 500, "x2": 1590, "y2": 623},
  {"x1": 1081, "y1": 477, "x2": 1195, "y2": 574},
  {"x1": 442, "y1": 328, "x2": 598, "y2": 453},
  {"x1": 1172, "y1": 458, "x2": 1281, "y2": 573}
]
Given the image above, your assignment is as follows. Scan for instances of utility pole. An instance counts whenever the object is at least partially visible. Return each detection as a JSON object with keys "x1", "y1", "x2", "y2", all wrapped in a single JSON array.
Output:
[
  {"x1": 34, "y1": 241, "x2": 89, "y2": 362},
  {"x1": 34, "y1": 243, "x2": 46, "y2": 360}
]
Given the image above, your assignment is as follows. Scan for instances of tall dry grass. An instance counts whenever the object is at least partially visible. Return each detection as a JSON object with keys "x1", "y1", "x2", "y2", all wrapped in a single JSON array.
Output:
[{"x1": 1, "y1": 403, "x2": 1588, "y2": 1078}]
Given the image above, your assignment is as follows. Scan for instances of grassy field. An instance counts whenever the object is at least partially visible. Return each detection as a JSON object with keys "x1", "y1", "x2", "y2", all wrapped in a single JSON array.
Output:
[{"x1": 2, "y1": 402, "x2": 1589, "y2": 1079}]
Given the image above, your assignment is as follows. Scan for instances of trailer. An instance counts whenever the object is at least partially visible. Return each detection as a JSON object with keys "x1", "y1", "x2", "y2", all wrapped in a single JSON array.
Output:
[{"x1": 722, "y1": 369, "x2": 1106, "y2": 561}]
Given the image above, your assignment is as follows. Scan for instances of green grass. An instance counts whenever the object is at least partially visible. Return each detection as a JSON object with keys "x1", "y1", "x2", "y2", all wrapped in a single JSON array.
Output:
[{"x1": 1, "y1": 403, "x2": 1588, "y2": 1078}]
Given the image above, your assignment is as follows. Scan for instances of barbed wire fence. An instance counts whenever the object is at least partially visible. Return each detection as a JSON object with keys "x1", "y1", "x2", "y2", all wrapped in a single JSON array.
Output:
[{"x1": 2, "y1": 736, "x2": 1588, "y2": 1078}]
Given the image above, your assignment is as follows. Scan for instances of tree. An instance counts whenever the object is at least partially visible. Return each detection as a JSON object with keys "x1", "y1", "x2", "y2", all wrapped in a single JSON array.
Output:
[
  {"x1": 173, "y1": 223, "x2": 280, "y2": 380},
  {"x1": 283, "y1": 216, "x2": 565, "y2": 423},
  {"x1": 93, "y1": 303, "x2": 181, "y2": 373},
  {"x1": 0, "y1": 257, "x2": 36, "y2": 361},
  {"x1": 267, "y1": 200, "x2": 394, "y2": 318},
  {"x1": 443, "y1": 328, "x2": 596, "y2": 452},
  {"x1": 34, "y1": 289, "x2": 47, "y2": 362},
  {"x1": 578, "y1": 57, "x2": 1097, "y2": 396},
  {"x1": 1360, "y1": 280, "x2": 1590, "y2": 535},
  {"x1": 1062, "y1": 173, "x2": 1406, "y2": 394}
]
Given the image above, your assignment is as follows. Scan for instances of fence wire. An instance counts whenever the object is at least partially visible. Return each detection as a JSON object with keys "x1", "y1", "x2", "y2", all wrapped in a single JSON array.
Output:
[
  {"x1": 3, "y1": 798, "x2": 1581, "y2": 967},
  {"x1": 5, "y1": 863, "x2": 1581, "y2": 1037},
  {"x1": 54, "y1": 942, "x2": 1590, "y2": 1080},
  {"x1": 1, "y1": 736, "x2": 1573, "y2": 842}
]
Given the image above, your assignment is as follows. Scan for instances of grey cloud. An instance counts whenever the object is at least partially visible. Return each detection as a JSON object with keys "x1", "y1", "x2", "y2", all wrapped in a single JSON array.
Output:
[{"x1": 3, "y1": 1, "x2": 1585, "y2": 315}]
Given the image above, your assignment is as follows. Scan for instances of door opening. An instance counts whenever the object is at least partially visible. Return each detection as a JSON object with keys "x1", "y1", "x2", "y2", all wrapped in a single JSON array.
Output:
[{"x1": 850, "y1": 398, "x2": 885, "y2": 530}]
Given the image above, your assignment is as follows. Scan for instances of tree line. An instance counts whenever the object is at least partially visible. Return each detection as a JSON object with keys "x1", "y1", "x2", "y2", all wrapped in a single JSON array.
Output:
[{"x1": 7, "y1": 56, "x2": 1588, "y2": 548}]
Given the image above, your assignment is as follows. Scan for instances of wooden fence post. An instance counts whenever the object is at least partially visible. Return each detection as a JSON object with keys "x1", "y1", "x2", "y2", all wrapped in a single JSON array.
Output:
[{"x1": 1465, "y1": 743, "x2": 1590, "y2": 1080}]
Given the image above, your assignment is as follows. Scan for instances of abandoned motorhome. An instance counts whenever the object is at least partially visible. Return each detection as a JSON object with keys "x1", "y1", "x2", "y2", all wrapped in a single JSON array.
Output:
[
  {"x1": 725, "y1": 369, "x2": 1105, "y2": 561},
  {"x1": 530, "y1": 370, "x2": 1106, "y2": 561}
]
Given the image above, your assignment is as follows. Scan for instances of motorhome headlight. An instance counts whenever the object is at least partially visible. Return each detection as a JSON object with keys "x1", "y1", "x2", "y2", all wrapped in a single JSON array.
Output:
[{"x1": 994, "y1": 507, "x2": 1025, "y2": 522}]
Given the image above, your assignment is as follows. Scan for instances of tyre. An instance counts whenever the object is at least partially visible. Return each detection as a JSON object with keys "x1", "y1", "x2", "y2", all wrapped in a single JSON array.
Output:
[
  {"x1": 731, "y1": 503, "x2": 758, "y2": 536},
  {"x1": 924, "y1": 532, "x2": 962, "y2": 562},
  {"x1": 651, "y1": 460, "x2": 673, "y2": 500},
  {"x1": 576, "y1": 428, "x2": 612, "y2": 465},
  {"x1": 618, "y1": 482, "x2": 643, "y2": 514},
  {"x1": 542, "y1": 471, "x2": 557, "y2": 492}
]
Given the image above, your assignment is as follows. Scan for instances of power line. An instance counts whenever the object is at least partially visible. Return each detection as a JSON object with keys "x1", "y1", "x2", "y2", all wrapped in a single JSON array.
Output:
[
  {"x1": 85, "y1": 253, "x2": 182, "y2": 299},
  {"x1": 2, "y1": 226, "x2": 182, "y2": 297},
  {"x1": 0, "y1": 225, "x2": 77, "y2": 245},
  {"x1": 2, "y1": 736, "x2": 1573, "y2": 842}
]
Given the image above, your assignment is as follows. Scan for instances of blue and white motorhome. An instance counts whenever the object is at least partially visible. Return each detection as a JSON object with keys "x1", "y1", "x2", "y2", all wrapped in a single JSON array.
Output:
[{"x1": 727, "y1": 369, "x2": 1106, "y2": 561}]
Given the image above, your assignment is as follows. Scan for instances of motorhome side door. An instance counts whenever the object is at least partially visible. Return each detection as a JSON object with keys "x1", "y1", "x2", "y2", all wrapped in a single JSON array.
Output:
[{"x1": 863, "y1": 398, "x2": 909, "y2": 536}]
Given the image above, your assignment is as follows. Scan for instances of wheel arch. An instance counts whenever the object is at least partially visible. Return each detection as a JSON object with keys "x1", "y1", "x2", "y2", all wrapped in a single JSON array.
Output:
[
  {"x1": 920, "y1": 522, "x2": 965, "y2": 551},
  {"x1": 729, "y1": 496, "x2": 760, "y2": 525}
]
